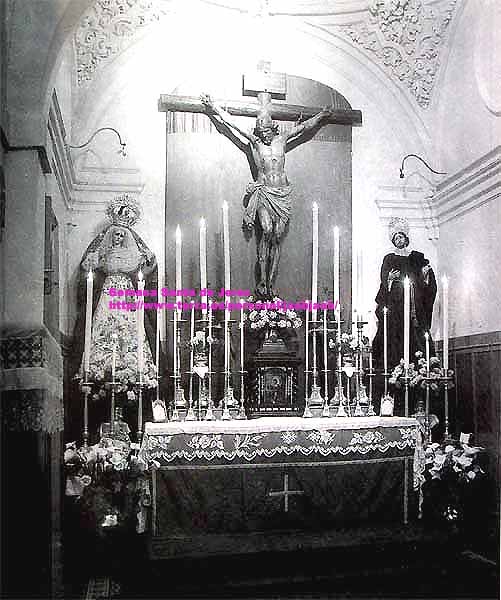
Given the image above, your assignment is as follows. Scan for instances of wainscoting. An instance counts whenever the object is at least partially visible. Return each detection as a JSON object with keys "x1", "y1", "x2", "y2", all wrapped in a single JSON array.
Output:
[{"x1": 438, "y1": 331, "x2": 500, "y2": 482}]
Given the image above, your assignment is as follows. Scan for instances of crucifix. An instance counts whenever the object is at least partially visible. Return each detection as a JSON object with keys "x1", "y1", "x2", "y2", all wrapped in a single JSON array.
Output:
[
  {"x1": 159, "y1": 67, "x2": 361, "y2": 299},
  {"x1": 268, "y1": 472, "x2": 304, "y2": 513}
]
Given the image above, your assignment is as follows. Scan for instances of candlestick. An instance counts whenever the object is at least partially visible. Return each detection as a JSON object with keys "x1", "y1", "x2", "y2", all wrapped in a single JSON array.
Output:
[
  {"x1": 311, "y1": 203, "x2": 319, "y2": 321},
  {"x1": 173, "y1": 305, "x2": 178, "y2": 380},
  {"x1": 304, "y1": 304, "x2": 310, "y2": 415},
  {"x1": 84, "y1": 270, "x2": 93, "y2": 373},
  {"x1": 155, "y1": 277, "x2": 161, "y2": 383},
  {"x1": 111, "y1": 333, "x2": 118, "y2": 433},
  {"x1": 425, "y1": 331, "x2": 430, "y2": 374},
  {"x1": 238, "y1": 300, "x2": 246, "y2": 419},
  {"x1": 442, "y1": 276, "x2": 449, "y2": 372},
  {"x1": 383, "y1": 306, "x2": 388, "y2": 372},
  {"x1": 333, "y1": 226, "x2": 340, "y2": 306},
  {"x1": 137, "y1": 271, "x2": 145, "y2": 384},
  {"x1": 356, "y1": 247, "x2": 363, "y2": 317},
  {"x1": 322, "y1": 308, "x2": 330, "y2": 417},
  {"x1": 186, "y1": 307, "x2": 196, "y2": 421},
  {"x1": 403, "y1": 277, "x2": 410, "y2": 369},
  {"x1": 205, "y1": 301, "x2": 215, "y2": 421},
  {"x1": 222, "y1": 202, "x2": 231, "y2": 293},
  {"x1": 200, "y1": 217, "x2": 207, "y2": 315},
  {"x1": 175, "y1": 225, "x2": 182, "y2": 311},
  {"x1": 335, "y1": 309, "x2": 347, "y2": 417}
]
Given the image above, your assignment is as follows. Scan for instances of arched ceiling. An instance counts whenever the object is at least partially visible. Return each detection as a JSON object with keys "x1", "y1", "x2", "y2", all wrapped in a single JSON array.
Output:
[{"x1": 74, "y1": 0, "x2": 459, "y2": 109}]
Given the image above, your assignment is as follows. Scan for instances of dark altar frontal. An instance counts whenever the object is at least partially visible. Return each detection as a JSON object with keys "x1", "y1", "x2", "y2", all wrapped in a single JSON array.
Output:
[{"x1": 139, "y1": 416, "x2": 418, "y2": 560}]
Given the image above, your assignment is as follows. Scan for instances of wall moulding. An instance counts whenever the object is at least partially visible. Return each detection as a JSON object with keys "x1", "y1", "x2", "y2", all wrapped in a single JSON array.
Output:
[
  {"x1": 375, "y1": 184, "x2": 438, "y2": 240},
  {"x1": 48, "y1": 91, "x2": 145, "y2": 211},
  {"x1": 433, "y1": 146, "x2": 501, "y2": 226}
]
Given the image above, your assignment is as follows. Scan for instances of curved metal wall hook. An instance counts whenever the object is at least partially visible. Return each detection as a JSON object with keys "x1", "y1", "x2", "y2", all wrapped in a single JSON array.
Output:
[
  {"x1": 399, "y1": 154, "x2": 446, "y2": 178},
  {"x1": 65, "y1": 127, "x2": 127, "y2": 156}
]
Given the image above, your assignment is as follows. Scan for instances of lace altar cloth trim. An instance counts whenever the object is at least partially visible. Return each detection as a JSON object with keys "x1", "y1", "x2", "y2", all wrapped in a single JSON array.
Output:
[
  {"x1": 144, "y1": 416, "x2": 416, "y2": 435},
  {"x1": 140, "y1": 417, "x2": 418, "y2": 467}
]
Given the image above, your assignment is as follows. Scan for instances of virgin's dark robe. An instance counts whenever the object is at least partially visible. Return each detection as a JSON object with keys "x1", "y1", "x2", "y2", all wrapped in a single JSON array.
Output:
[{"x1": 372, "y1": 251, "x2": 437, "y2": 371}]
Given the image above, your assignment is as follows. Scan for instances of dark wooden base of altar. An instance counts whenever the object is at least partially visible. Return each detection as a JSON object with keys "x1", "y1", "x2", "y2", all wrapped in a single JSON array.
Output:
[{"x1": 149, "y1": 460, "x2": 414, "y2": 560}]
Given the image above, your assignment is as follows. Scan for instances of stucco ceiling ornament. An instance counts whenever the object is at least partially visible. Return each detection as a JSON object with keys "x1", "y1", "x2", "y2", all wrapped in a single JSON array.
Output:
[
  {"x1": 75, "y1": 0, "x2": 169, "y2": 85},
  {"x1": 340, "y1": 0, "x2": 458, "y2": 108}
]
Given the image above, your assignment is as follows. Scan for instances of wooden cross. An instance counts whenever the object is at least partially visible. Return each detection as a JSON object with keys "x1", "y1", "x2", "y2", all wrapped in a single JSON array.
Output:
[
  {"x1": 268, "y1": 473, "x2": 304, "y2": 513},
  {"x1": 158, "y1": 67, "x2": 362, "y2": 126}
]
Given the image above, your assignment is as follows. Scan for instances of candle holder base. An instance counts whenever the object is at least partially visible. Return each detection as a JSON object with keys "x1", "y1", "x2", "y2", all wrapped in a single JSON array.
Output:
[
  {"x1": 174, "y1": 385, "x2": 187, "y2": 409},
  {"x1": 308, "y1": 383, "x2": 324, "y2": 407},
  {"x1": 322, "y1": 401, "x2": 331, "y2": 418},
  {"x1": 302, "y1": 402, "x2": 313, "y2": 418},
  {"x1": 185, "y1": 406, "x2": 197, "y2": 421},
  {"x1": 366, "y1": 400, "x2": 376, "y2": 417},
  {"x1": 335, "y1": 401, "x2": 348, "y2": 417},
  {"x1": 221, "y1": 404, "x2": 232, "y2": 421},
  {"x1": 204, "y1": 402, "x2": 216, "y2": 421}
]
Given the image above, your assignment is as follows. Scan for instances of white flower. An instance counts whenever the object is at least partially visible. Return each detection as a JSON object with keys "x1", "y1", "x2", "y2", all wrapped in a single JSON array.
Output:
[
  {"x1": 466, "y1": 470, "x2": 476, "y2": 480},
  {"x1": 278, "y1": 320, "x2": 287, "y2": 328},
  {"x1": 444, "y1": 445, "x2": 455, "y2": 454}
]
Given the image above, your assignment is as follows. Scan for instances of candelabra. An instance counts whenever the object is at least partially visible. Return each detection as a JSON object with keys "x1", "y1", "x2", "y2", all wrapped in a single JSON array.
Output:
[
  {"x1": 81, "y1": 376, "x2": 92, "y2": 447},
  {"x1": 353, "y1": 317, "x2": 368, "y2": 416},
  {"x1": 303, "y1": 317, "x2": 324, "y2": 418},
  {"x1": 333, "y1": 315, "x2": 348, "y2": 417}
]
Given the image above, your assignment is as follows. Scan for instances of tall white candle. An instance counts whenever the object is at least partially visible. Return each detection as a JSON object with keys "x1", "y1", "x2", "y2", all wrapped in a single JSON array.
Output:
[
  {"x1": 442, "y1": 276, "x2": 449, "y2": 372},
  {"x1": 425, "y1": 331, "x2": 430, "y2": 374},
  {"x1": 333, "y1": 226, "x2": 340, "y2": 307},
  {"x1": 403, "y1": 277, "x2": 410, "y2": 369},
  {"x1": 175, "y1": 225, "x2": 182, "y2": 311},
  {"x1": 323, "y1": 308, "x2": 328, "y2": 398},
  {"x1": 199, "y1": 217, "x2": 207, "y2": 315},
  {"x1": 224, "y1": 308, "x2": 229, "y2": 377},
  {"x1": 137, "y1": 270, "x2": 145, "y2": 383},
  {"x1": 383, "y1": 306, "x2": 388, "y2": 373},
  {"x1": 305, "y1": 302, "x2": 309, "y2": 382},
  {"x1": 173, "y1": 306, "x2": 178, "y2": 378},
  {"x1": 337, "y1": 308, "x2": 342, "y2": 370},
  {"x1": 240, "y1": 301, "x2": 245, "y2": 372},
  {"x1": 356, "y1": 247, "x2": 363, "y2": 318},
  {"x1": 311, "y1": 202, "x2": 319, "y2": 321},
  {"x1": 222, "y1": 202, "x2": 230, "y2": 293},
  {"x1": 84, "y1": 270, "x2": 93, "y2": 374}
]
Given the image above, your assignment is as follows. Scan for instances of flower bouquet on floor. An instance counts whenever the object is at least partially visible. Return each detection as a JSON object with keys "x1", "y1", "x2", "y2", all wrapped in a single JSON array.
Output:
[{"x1": 421, "y1": 440, "x2": 490, "y2": 531}]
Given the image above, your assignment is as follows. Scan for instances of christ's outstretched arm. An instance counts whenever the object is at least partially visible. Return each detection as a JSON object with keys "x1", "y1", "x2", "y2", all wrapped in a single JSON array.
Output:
[
  {"x1": 201, "y1": 94, "x2": 255, "y2": 145},
  {"x1": 285, "y1": 107, "x2": 333, "y2": 145}
]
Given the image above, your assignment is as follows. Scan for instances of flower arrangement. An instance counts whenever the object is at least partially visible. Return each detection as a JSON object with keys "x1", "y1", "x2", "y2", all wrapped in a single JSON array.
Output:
[
  {"x1": 244, "y1": 296, "x2": 302, "y2": 331},
  {"x1": 389, "y1": 351, "x2": 454, "y2": 391},
  {"x1": 64, "y1": 439, "x2": 151, "y2": 534},
  {"x1": 421, "y1": 440, "x2": 487, "y2": 524},
  {"x1": 329, "y1": 332, "x2": 370, "y2": 355}
]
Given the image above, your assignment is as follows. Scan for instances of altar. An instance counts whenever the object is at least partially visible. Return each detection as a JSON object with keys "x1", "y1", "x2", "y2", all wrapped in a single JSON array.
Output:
[{"x1": 139, "y1": 416, "x2": 419, "y2": 559}]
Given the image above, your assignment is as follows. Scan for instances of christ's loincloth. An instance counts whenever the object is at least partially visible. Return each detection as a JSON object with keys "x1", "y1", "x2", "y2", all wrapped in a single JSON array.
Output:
[{"x1": 243, "y1": 182, "x2": 292, "y2": 238}]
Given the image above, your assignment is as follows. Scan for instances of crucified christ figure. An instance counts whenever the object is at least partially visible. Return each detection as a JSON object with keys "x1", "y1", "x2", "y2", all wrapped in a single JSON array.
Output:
[{"x1": 201, "y1": 93, "x2": 334, "y2": 299}]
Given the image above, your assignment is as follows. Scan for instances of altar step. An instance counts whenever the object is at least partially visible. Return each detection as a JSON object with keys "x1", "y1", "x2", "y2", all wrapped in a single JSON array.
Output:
[{"x1": 115, "y1": 523, "x2": 499, "y2": 599}]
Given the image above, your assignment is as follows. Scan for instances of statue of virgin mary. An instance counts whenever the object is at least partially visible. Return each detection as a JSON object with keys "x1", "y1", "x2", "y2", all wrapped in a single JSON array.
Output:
[{"x1": 71, "y1": 195, "x2": 158, "y2": 391}]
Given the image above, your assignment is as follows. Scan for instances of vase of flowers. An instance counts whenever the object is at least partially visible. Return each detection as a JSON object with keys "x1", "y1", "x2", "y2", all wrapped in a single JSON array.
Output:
[{"x1": 244, "y1": 296, "x2": 302, "y2": 353}]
